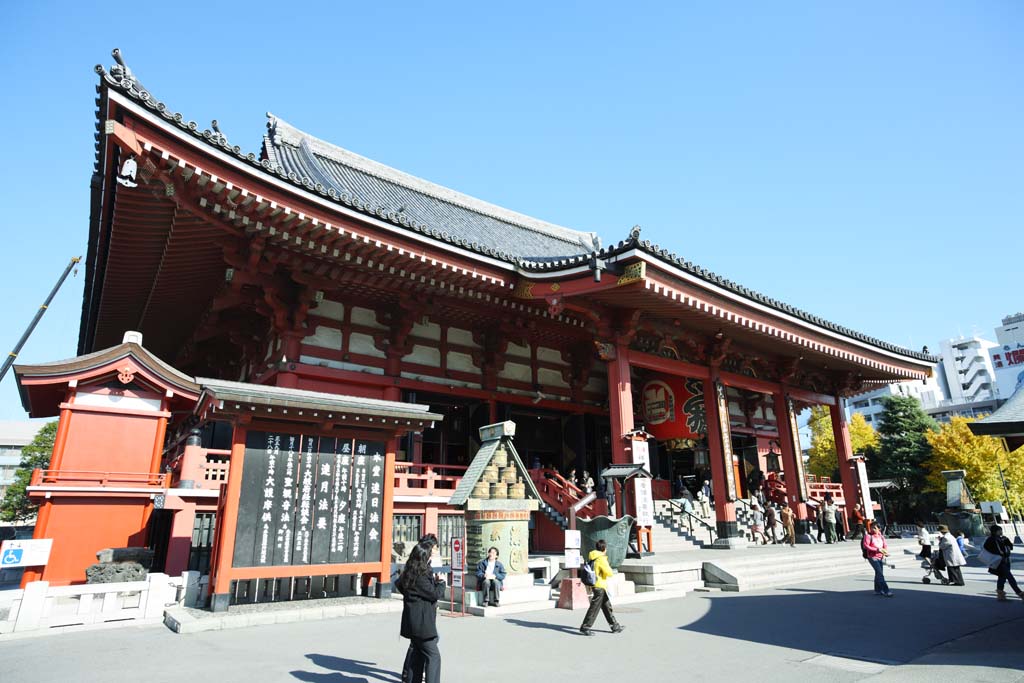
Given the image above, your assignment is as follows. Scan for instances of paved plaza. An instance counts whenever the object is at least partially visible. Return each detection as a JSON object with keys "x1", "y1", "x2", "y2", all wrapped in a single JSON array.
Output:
[{"x1": 2, "y1": 558, "x2": 1023, "y2": 682}]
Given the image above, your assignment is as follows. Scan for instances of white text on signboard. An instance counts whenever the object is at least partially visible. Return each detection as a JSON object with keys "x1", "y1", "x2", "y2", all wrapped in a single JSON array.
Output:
[{"x1": 0, "y1": 539, "x2": 53, "y2": 568}]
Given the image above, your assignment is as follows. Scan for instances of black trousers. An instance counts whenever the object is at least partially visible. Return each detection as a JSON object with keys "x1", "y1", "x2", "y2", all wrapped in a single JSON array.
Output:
[
  {"x1": 479, "y1": 578, "x2": 500, "y2": 605},
  {"x1": 402, "y1": 636, "x2": 441, "y2": 683},
  {"x1": 581, "y1": 588, "x2": 618, "y2": 630},
  {"x1": 996, "y1": 560, "x2": 1020, "y2": 594},
  {"x1": 946, "y1": 565, "x2": 965, "y2": 586}
]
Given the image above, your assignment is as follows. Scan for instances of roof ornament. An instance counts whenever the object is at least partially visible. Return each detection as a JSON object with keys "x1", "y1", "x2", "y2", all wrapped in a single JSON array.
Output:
[
  {"x1": 110, "y1": 48, "x2": 134, "y2": 85},
  {"x1": 629, "y1": 224, "x2": 642, "y2": 241},
  {"x1": 117, "y1": 154, "x2": 138, "y2": 188},
  {"x1": 211, "y1": 120, "x2": 228, "y2": 146}
]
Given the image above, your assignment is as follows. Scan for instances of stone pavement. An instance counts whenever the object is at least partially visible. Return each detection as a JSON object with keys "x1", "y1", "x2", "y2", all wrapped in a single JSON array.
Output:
[{"x1": 1, "y1": 558, "x2": 1022, "y2": 682}]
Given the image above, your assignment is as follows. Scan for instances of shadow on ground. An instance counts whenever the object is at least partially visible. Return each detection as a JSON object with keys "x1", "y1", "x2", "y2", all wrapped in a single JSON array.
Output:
[
  {"x1": 290, "y1": 654, "x2": 400, "y2": 682},
  {"x1": 504, "y1": 617, "x2": 581, "y2": 635},
  {"x1": 679, "y1": 575, "x2": 1022, "y2": 672}
]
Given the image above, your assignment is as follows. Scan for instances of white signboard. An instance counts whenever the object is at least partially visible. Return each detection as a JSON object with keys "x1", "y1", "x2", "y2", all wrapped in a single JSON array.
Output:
[
  {"x1": 564, "y1": 530, "x2": 581, "y2": 549},
  {"x1": 451, "y1": 570, "x2": 463, "y2": 588},
  {"x1": 633, "y1": 478, "x2": 655, "y2": 527},
  {"x1": 451, "y1": 538, "x2": 464, "y2": 570},
  {"x1": 564, "y1": 548, "x2": 581, "y2": 569},
  {"x1": 0, "y1": 539, "x2": 52, "y2": 568},
  {"x1": 632, "y1": 440, "x2": 651, "y2": 471}
]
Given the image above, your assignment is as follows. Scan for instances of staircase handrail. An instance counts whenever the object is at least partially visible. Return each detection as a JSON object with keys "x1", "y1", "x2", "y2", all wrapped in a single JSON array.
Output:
[
  {"x1": 663, "y1": 498, "x2": 717, "y2": 546},
  {"x1": 529, "y1": 468, "x2": 594, "y2": 517}
]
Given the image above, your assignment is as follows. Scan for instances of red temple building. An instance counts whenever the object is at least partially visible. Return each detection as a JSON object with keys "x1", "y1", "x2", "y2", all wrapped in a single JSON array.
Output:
[{"x1": 14, "y1": 50, "x2": 935, "y2": 604}]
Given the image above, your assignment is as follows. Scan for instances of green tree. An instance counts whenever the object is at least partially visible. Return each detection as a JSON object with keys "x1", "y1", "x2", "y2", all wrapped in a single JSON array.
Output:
[
  {"x1": 874, "y1": 395, "x2": 938, "y2": 521},
  {"x1": 0, "y1": 421, "x2": 58, "y2": 523},
  {"x1": 806, "y1": 406, "x2": 879, "y2": 480}
]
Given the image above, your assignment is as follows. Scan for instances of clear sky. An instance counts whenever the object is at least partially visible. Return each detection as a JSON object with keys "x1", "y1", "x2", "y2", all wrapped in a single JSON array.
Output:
[{"x1": 0, "y1": 2, "x2": 1021, "y2": 421}]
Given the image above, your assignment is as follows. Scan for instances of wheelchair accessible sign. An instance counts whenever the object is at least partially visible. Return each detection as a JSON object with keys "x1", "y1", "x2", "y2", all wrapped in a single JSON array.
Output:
[{"x1": 0, "y1": 539, "x2": 52, "y2": 568}]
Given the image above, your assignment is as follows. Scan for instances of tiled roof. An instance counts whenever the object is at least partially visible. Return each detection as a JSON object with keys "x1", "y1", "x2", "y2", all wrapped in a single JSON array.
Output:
[
  {"x1": 969, "y1": 387, "x2": 1024, "y2": 436},
  {"x1": 94, "y1": 49, "x2": 934, "y2": 366},
  {"x1": 263, "y1": 116, "x2": 601, "y2": 261},
  {"x1": 519, "y1": 226, "x2": 939, "y2": 364}
]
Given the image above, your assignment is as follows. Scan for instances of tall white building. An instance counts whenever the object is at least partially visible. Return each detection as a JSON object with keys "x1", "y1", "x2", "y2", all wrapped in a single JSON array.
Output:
[
  {"x1": 990, "y1": 312, "x2": 1024, "y2": 399},
  {"x1": 847, "y1": 377, "x2": 944, "y2": 427},
  {"x1": 937, "y1": 336, "x2": 999, "y2": 405},
  {"x1": 0, "y1": 421, "x2": 46, "y2": 505}
]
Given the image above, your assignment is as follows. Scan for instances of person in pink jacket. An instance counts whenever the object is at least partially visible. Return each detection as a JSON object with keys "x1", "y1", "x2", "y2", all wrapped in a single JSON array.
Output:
[{"x1": 862, "y1": 520, "x2": 894, "y2": 597}]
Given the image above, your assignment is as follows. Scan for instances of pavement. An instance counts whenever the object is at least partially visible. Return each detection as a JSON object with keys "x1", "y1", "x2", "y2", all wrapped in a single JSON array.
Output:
[{"x1": 1, "y1": 556, "x2": 1022, "y2": 682}]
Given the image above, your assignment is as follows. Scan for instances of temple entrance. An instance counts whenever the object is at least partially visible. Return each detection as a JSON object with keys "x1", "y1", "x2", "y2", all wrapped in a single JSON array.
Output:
[{"x1": 406, "y1": 392, "x2": 489, "y2": 467}]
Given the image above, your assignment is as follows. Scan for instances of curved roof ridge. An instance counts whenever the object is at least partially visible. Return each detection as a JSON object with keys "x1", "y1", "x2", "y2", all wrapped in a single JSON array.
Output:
[{"x1": 266, "y1": 114, "x2": 600, "y2": 252}]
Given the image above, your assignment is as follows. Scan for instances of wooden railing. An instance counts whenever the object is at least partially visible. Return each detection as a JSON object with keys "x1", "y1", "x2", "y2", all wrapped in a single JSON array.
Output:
[
  {"x1": 393, "y1": 463, "x2": 467, "y2": 497},
  {"x1": 30, "y1": 469, "x2": 170, "y2": 488},
  {"x1": 528, "y1": 468, "x2": 598, "y2": 518}
]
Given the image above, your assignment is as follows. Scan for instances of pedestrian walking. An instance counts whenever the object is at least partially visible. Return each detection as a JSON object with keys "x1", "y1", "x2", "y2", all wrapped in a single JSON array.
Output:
[
  {"x1": 915, "y1": 521, "x2": 933, "y2": 561},
  {"x1": 395, "y1": 538, "x2": 446, "y2": 683},
  {"x1": 834, "y1": 506, "x2": 846, "y2": 542},
  {"x1": 579, "y1": 539, "x2": 625, "y2": 636},
  {"x1": 983, "y1": 525, "x2": 1023, "y2": 602},
  {"x1": 780, "y1": 501, "x2": 796, "y2": 547},
  {"x1": 765, "y1": 504, "x2": 778, "y2": 544},
  {"x1": 937, "y1": 525, "x2": 967, "y2": 586},
  {"x1": 862, "y1": 520, "x2": 894, "y2": 597},
  {"x1": 823, "y1": 499, "x2": 837, "y2": 544},
  {"x1": 750, "y1": 503, "x2": 768, "y2": 545},
  {"x1": 815, "y1": 504, "x2": 825, "y2": 543},
  {"x1": 698, "y1": 483, "x2": 711, "y2": 519},
  {"x1": 849, "y1": 504, "x2": 866, "y2": 539}
]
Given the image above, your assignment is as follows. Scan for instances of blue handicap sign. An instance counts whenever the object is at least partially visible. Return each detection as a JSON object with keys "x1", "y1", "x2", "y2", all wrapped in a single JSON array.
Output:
[{"x1": 2, "y1": 548, "x2": 23, "y2": 566}]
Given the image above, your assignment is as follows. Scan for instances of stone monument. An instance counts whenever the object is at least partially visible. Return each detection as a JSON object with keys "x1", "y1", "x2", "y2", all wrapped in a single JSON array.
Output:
[{"x1": 448, "y1": 421, "x2": 550, "y2": 615}]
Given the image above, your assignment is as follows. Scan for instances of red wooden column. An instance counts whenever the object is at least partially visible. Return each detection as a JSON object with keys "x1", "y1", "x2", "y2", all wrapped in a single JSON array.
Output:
[
  {"x1": 830, "y1": 399, "x2": 865, "y2": 522},
  {"x1": 773, "y1": 389, "x2": 812, "y2": 542},
  {"x1": 210, "y1": 425, "x2": 248, "y2": 612},
  {"x1": 607, "y1": 343, "x2": 635, "y2": 465},
  {"x1": 703, "y1": 378, "x2": 741, "y2": 545}
]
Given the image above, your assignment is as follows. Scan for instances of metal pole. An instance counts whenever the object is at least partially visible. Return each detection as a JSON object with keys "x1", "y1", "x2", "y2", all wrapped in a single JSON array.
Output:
[
  {"x1": 0, "y1": 256, "x2": 81, "y2": 383},
  {"x1": 996, "y1": 455, "x2": 1023, "y2": 544}
]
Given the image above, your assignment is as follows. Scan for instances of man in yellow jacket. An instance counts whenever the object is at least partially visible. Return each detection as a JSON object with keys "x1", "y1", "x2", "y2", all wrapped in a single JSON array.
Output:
[{"x1": 580, "y1": 539, "x2": 625, "y2": 636}]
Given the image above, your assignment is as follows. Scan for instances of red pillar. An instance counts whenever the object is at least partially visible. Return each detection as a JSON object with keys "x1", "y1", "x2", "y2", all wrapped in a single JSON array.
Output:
[
  {"x1": 703, "y1": 378, "x2": 740, "y2": 544},
  {"x1": 830, "y1": 399, "x2": 866, "y2": 522},
  {"x1": 210, "y1": 425, "x2": 248, "y2": 612},
  {"x1": 774, "y1": 389, "x2": 811, "y2": 542},
  {"x1": 607, "y1": 343, "x2": 634, "y2": 465}
]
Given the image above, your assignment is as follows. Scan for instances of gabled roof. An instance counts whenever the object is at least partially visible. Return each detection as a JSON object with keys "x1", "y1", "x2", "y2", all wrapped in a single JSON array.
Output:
[
  {"x1": 94, "y1": 50, "x2": 599, "y2": 265},
  {"x1": 449, "y1": 422, "x2": 541, "y2": 507}
]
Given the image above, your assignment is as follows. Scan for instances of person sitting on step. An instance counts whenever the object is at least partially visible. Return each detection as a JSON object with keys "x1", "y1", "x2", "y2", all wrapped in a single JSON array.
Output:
[{"x1": 475, "y1": 546, "x2": 507, "y2": 607}]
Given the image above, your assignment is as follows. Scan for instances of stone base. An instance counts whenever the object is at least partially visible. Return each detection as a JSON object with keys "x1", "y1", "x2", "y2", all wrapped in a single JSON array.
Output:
[
  {"x1": 710, "y1": 536, "x2": 750, "y2": 550},
  {"x1": 556, "y1": 578, "x2": 590, "y2": 610},
  {"x1": 445, "y1": 571, "x2": 550, "y2": 613}
]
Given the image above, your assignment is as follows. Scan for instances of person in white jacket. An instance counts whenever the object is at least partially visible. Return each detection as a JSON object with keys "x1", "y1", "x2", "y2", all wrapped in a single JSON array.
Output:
[
  {"x1": 916, "y1": 521, "x2": 933, "y2": 562},
  {"x1": 937, "y1": 525, "x2": 967, "y2": 586}
]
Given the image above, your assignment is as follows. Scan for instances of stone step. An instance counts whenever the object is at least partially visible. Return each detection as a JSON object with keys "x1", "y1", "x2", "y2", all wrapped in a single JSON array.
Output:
[{"x1": 465, "y1": 599, "x2": 557, "y2": 617}]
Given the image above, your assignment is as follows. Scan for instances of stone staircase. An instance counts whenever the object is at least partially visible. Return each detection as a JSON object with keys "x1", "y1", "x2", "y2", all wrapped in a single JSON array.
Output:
[
  {"x1": 702, "y1": 538, "x2": 921, "y2": 592},
  {"x1": 539, "y1": 502, "x2": 568, "y2": 530},
  {"x1": 445, "y1": 571, "x2": 554, "y2": 617}
]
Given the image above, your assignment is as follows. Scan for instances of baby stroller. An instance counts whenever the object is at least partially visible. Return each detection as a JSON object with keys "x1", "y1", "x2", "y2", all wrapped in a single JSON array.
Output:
[{"x1": 922, "y1": 547, "x2": 949, "y2": 585}]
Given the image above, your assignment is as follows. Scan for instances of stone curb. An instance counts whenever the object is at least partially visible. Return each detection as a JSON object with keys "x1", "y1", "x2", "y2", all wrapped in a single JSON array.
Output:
[{"x1": 163, "y1": 600, "x2": 402, "y2": 634}]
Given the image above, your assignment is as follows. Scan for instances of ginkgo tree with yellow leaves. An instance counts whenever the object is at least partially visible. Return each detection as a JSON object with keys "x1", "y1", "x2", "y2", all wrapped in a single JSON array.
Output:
[
  {"x1": 925, "y1": 416, "x2": 1024, "y2": 512},
  {"x1": 806, "y1": 406, "x2": 879, "y2": 480}
]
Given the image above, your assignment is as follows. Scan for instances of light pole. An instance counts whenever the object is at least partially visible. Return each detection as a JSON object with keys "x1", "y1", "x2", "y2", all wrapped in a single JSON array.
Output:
[{"x1": 995, "y1": 448, "x2": 1023, "y2": 544}]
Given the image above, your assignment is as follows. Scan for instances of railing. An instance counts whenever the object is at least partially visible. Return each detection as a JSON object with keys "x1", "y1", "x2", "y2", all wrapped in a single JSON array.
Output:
[
  {"x1": 2, "y1": 573, "x2": 180, "y2": 634},
  {"x1": 528, "y1": 468, "x2": 598, "y2": 518},
  {"x1": 30, "y1": 469, "x2": 170, "y2": 488},
  {"x1": 662, "y1": 498, "x2": 717, "y2": 546},
  {"x1": 201, "y1": 450, "x2": 231, "y2": 486},
  {"x1": 393, "y1": 463, "x2": 467, "y2": 497}
]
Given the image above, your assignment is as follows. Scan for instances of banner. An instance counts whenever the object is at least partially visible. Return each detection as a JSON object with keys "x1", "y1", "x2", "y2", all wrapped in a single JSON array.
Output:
[{"x1": 640, "y1": 376, "x2": 706, "y2": 441}]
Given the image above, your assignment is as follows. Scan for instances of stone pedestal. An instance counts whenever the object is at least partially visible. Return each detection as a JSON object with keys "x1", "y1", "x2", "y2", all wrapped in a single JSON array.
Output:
[
  {"x1": 556, "y1": 577, "x2": 590, "y2": 610},
  {"x1": 464, "y1": 507, "x2": 532, "y2": 574}
]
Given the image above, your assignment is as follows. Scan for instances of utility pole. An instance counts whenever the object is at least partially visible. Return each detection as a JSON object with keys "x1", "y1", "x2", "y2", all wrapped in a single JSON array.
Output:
[
  {"x1": 996, "y1": 455, "x2": 1023, "y2": 544},
  {"x1": 0, "y1": 256, "x2": 81, "y2": 383}
]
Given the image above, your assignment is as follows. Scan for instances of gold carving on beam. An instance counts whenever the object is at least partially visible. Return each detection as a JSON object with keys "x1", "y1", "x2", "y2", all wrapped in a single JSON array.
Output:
[
  {"x1": 617, "y1": 262, "x2": 646, "y2": 286},
  {"x1": 512, "y1": 281, "x2": 534, "y2": 299},
  {"x1": 549, "y1": 282, "x2": 561, "y2": 292}
]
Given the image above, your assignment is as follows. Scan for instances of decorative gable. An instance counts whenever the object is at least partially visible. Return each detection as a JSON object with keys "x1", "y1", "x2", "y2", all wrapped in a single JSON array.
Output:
[{"x1": 449, "y1": 421, "x2": 541, "y2": 509}]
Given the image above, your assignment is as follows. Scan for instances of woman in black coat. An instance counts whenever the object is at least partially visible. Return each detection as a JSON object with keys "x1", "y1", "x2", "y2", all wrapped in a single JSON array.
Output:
[
  {"x1": 984, "y1": 525, "x2": 1022, "y2": 602},
  {"x1": 395, "y1": 539, "x2": 446, "y2": 682}
]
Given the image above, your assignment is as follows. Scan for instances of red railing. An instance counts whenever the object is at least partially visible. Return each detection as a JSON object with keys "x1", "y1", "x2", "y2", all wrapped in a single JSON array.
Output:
[
  {"x1": 529, "y1": 468, "x2": 599, "y2": 518},
  {"x1": 30, "y1": 469, "x2": 170, "y2": 488},
  {"x1": 393, "y1": 463, "x2": 467, "y2": 497}
]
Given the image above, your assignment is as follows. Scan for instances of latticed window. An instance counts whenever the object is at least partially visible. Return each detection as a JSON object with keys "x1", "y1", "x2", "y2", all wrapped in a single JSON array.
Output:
[
  {"x1": 437, "y1": 515, "x2": 465, "y2": 564},
  {"x1": 392, "y1": 514, "x2": 422, "y2": 563}
]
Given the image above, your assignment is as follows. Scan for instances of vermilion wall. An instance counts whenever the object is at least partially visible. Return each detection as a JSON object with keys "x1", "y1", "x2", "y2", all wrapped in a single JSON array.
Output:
[
  {"x1": 61, "y1": 411, "x2": 159, "y2": 473},
  {"x1": 39, "y1": 498, "x2": 151, "y2": 585}
]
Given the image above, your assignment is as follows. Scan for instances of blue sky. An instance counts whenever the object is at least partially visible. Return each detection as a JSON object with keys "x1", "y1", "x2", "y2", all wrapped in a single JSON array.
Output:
[{"x1": 0, "y1": 2, "x2": 1021, "y2": 420}]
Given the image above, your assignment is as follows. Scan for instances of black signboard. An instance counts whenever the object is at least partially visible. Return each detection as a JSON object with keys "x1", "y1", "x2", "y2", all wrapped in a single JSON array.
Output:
[{"x1": 233, "y1": 431, "x2": 387, "y2": 569}]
